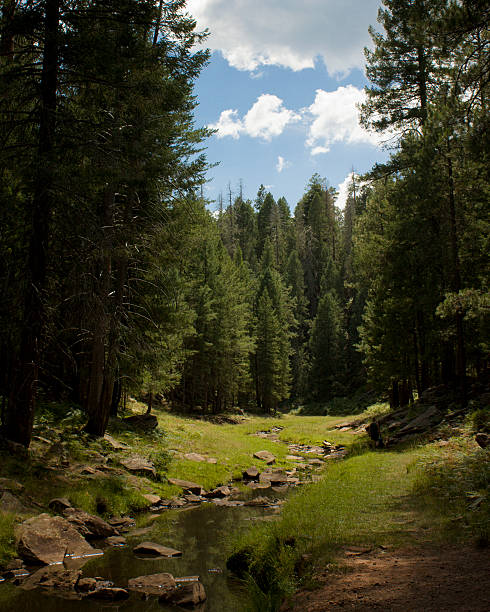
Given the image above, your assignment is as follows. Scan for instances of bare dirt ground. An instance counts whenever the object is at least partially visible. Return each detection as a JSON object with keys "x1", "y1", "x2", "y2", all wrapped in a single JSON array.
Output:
[{"x1": 280, "y1": 545, "x2": 490, "y2": 611}]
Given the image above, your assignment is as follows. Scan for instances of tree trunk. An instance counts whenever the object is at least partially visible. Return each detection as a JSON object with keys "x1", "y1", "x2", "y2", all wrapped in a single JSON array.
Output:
[
  {"x1": 5, "y1": 0, "x2": 59, "y2": 447},
  {"x1": 447, "y1": 147, "x2": 466, "y2": 400}
]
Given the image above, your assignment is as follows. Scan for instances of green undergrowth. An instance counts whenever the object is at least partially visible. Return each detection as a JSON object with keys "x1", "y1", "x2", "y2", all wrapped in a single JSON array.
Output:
[
  {"x1": 412, "y1": 438, "x2": 489, "y2": 545},
  {"x1": 67, "y1": 476, "x2": 149, "y2": 518},
  {"x1": 0, "y1": 514, "x2": 16, "y2": 567}
]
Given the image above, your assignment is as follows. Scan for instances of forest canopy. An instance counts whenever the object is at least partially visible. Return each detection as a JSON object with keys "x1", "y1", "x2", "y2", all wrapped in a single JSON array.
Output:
[{"x1": 0, "y1": 0, "x2": 488, "y2": 447}]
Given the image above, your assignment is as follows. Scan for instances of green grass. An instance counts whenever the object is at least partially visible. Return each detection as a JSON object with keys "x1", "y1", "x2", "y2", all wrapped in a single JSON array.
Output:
[
  {"x1": 230, "y1": 449, "x2": 421, "y2": 601},
  {"x1": 0, "y1": 513, "x2": 17, "y2": 567},
  {"x1": 412, "y1": 438, "x2": 489, "y2": 545}
]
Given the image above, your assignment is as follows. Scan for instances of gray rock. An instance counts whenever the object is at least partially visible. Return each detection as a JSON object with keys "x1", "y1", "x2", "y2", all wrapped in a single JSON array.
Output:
[
  {"x1": 48, "y1": 497, "x2": 72, "y2": 513},
  {"x1": 127, "y1": 572, "x2": 176, "y2": 596},
  {"x1": 120, "y1": 455, "x2": 157, "y2": 478},
  {"x1": 85, "y1": 587, "x2": 129, "y2": 600},
  {"x1": 475, "y1": 433, "x2": 490, "y2": 448},
  {"x1": 105, "y1": 536, "x2": 126, "y2": 547},
  {"x1": 168, "y1": 478, "x2": 205, "y2": 495},
  {"x1": 133, "y1": 541, "x2": 182, "y2": 558},
  {"x1": 107, "y1": 516, "x2": 135, "y2": 531},
  {"x1": 16, "y1": 513, "x2": 102, "y2": 566},
  {"x1": 242, "y1": 467, "x2": 260, "y2": 481},
  {"x1": 123, "y1": 414, "x2": 158, "y2": 431},
  {"x1": 253, "y1": 450, "x2": 276, "y2": 464},
  {"x1": 142, "y1": 493, "x2": 162, "y2": 506},
  {"x1": 76, "y1": 577, "x2": 97, "y2": 593},
  {"x1": 103, "y1": 434, "x2": 129, "y2": 450},
  {"x1": 204, "y1": 486, "x2": 231, "y2": 499},
  {"x1": 184, "y1": 452, "x2": 206, "y2": 462},
  {"x1": 0, "y1": 491, "x2": 30, "y2": 514},
  {"x1": 21, "y1": 565, "x2": 81, "y2": 594},
  {"x1": 399, "y1": 406, "x2": 439, "y2": 433},
  {"x1": 63, "y1": 508, "x2": 118, "y2": 539},
  {"x1": 159, "y1": 580, "x2": 206, "y2": 606},
  {"x1": 260, "y1": 471, "x2": 288, "y2": 486}
]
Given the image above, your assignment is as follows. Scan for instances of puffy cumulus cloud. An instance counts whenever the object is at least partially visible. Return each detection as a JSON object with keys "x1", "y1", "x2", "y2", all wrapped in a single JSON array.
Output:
[
  {"x1": 209, "y1": 109, "x2": 243, "y2": 139},
  {"x1": 209, "y1": 94, "x2": 300, "y2": 141},
  {"x1": 276, "y1": 156, "x2": 291, "y2": 173},
  {"x1": 187, "y1": 0, "x2": 380, "y2": 75},
  {"x1": 306, "y1": 85, "x2": 382, "y2": 153}
]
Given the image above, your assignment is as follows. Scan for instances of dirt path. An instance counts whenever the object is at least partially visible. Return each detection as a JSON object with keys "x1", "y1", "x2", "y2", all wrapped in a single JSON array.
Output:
[{"x1": 280, "y1": 545, "x2": 490, "y2": 611}]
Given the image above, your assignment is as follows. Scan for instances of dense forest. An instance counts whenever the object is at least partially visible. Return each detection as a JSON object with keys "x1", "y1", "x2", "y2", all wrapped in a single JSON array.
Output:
[{"x1": 0, "y1": 0, "x2": 488, "y2": 448}]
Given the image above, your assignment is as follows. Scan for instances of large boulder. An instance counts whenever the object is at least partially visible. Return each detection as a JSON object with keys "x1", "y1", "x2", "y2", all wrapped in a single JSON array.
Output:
[
  {"x1": 159, "y1": 581, "x2": 206, "y2": 606},
  {"x1": 253, "y1": 450, "x2": 276, "y2": 465},
  {"x1": 16, "y1": 514, "x2": 102, "y2": 566},
  {"x1": 128, "y1": 572, "x2": 176, "y2": 596},
  {"x1": 63, "y1": 508, "x2": 118, "y2": 539},
  {"x1": 133, "y1": 542, "x2": 182, "y2": 558},
  {"x1": 120, "y1": 455, "x2": 157, "y2": 479}
]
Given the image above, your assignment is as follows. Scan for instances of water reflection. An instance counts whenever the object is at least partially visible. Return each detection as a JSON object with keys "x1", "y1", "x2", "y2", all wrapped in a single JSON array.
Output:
[{"x1": 0, "y1": 502, "x2": 273, "y2": 612}]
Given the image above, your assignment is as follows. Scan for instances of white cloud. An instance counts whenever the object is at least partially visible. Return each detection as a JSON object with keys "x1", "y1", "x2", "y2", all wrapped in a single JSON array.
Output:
[
  {"x1": 276, "y1": 156, "x2": 291, "y2": 173},
  {"x1": 187, "y1": 0, "x2": 380, "y2": 75},
  {"x1": 209, "y1": 94, "x2": 300, "y2": 141},
  {"x1": 210, "y1": 109, "x2": 243, "y2": 139},
  {"x1": 306, "y1": 85, "x2": 382, "y2": 153},
  {"x1": 336, "y1": 171, "x2": 366, "y2": 210},
  {"x1": 311, "y1": 146, "x2": 330, "y2": 156}
]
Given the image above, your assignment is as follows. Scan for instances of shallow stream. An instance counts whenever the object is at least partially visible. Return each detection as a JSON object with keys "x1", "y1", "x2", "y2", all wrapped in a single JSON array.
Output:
[{"x1": 0, "y1": 497, "x2": 281, "y2": 612}]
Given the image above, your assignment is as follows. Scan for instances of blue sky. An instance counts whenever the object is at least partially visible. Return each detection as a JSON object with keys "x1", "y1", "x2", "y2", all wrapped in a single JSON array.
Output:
[{"x1": 188, "y1": 0, "x2": 390, "y2": 212}]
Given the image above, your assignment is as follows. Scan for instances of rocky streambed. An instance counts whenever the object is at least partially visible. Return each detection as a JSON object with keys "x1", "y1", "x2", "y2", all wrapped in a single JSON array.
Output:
[{"x1": 0, "y1": 429, "x2": 346, "y2": 611}]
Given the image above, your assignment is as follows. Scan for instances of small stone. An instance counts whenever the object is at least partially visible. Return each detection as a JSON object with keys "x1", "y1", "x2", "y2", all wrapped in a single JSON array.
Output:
[
  {"x1": 242, "y1": 467, "x2": 260, "y2": 481},
  {"x1": 107, "y1": 517, "x2": 135, "y2": 531},
  {"x1": 133, "y1": 542, "x2": 182, "y2": 558},
  {"x1": 167, "y1": 478, "x2": 205, "y2": 495},
  {"x1": 76, "y1": 577, "x2": 97, "y2": 593},
  {"x1": 184, "y1": 452, "x2": 206, "y2": 462},
  {"x1": 183, "y1": 494, "x2": 202, "y2": 504},
  {"x1": 128, "y1": 572, "x2": 176, "y2": 596},
  {"x1": 105, "y1": 536, "x2": 126, "y2": 547},
  {"x1": 475, "y1": 433, "x2": 489, "y2": 449},
  {"x1": 143, "y1": 494, "x2": 162, "y2": 506},
  {"x1": 84, "y1": 587, "x2": 129, "y2": 601},
  {"x1": 120, "y1": 456, "x2": 157, "y2": 478},
  {"x1": 103, "y1": 434, "x2": 129, "y2": 450},
  {"x1": 48, "y1": 497, "x2": 72, "y2": 513},
  {"x1": 308, "y1": 458, "x2": 324, "y2": 466},
  {"x1": 80, "y1": 466, "x2": 97, "y2": 475},
  {"x1": 253, "y1": 450, "x2": 276, "y2": 465},
  {"x1": 159, "y1": 581, "x2": 206, "y2": 606},
  {"x1": 203, "y1": 486, "x2": 231, "y2": 499}
]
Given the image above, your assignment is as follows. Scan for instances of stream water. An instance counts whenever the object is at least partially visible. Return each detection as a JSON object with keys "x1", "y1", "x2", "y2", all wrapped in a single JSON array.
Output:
[{"x1": 0, "y1": 497, "x2": 282, "y2": 612}]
